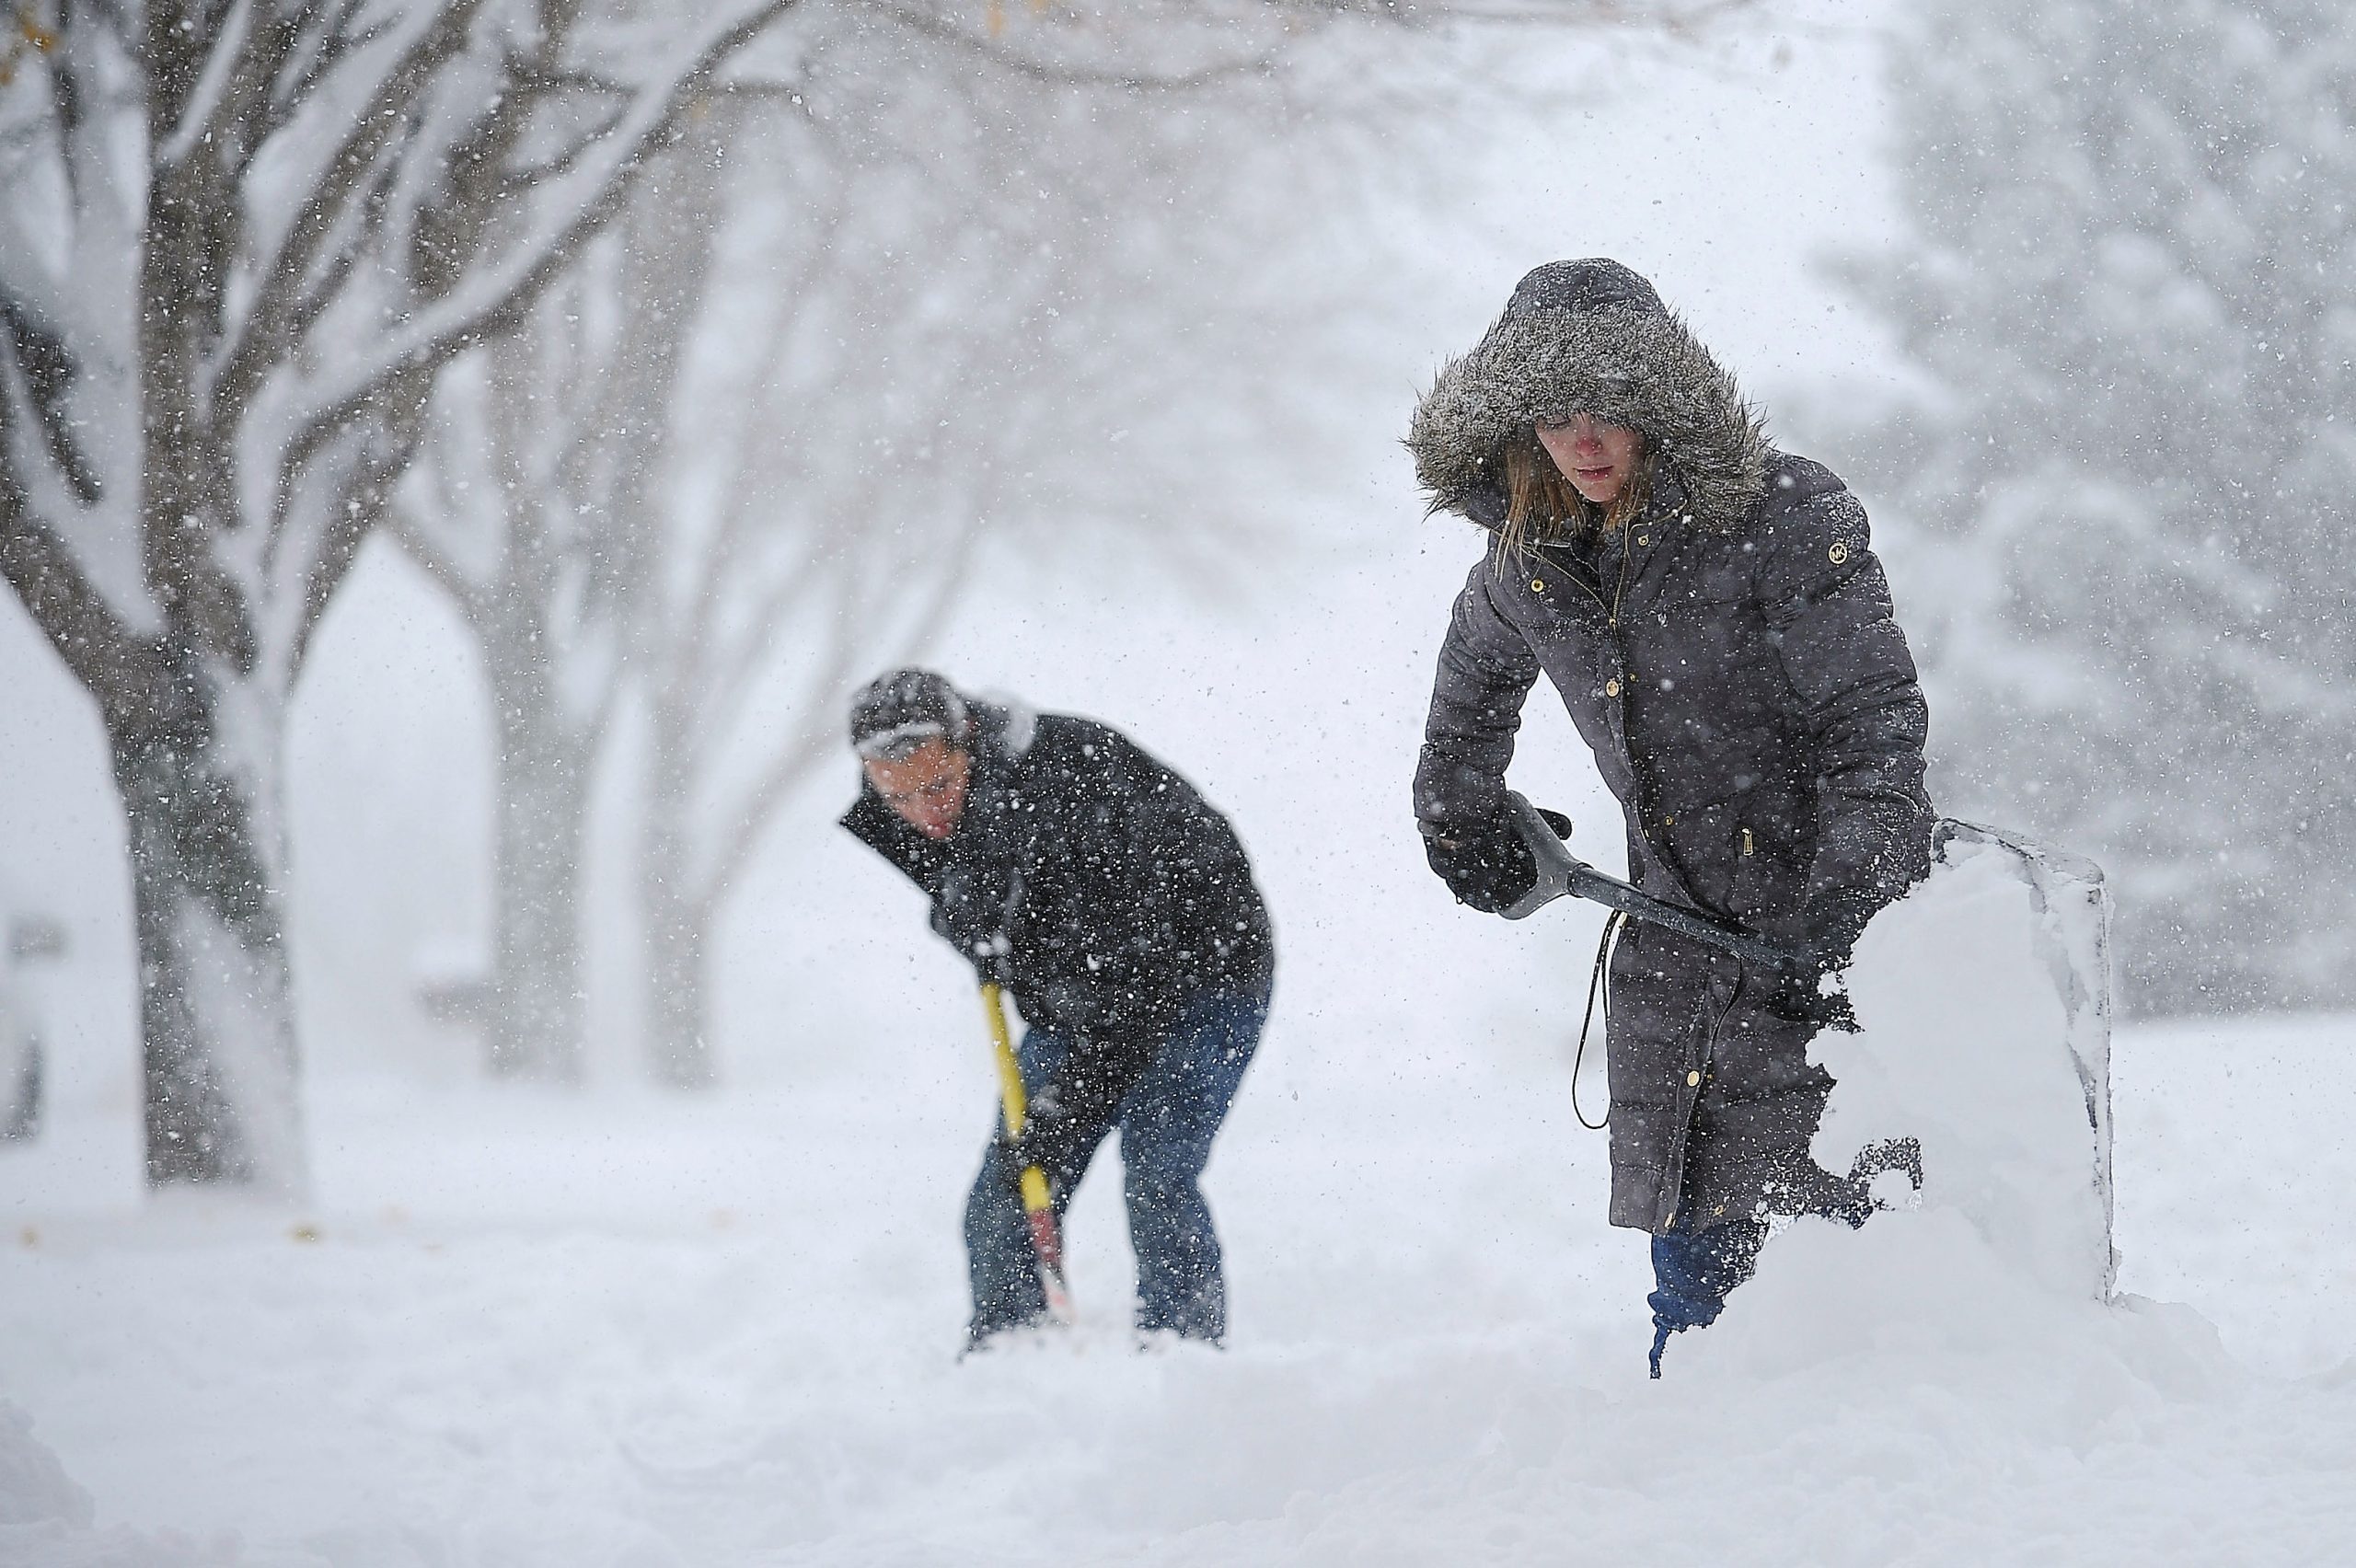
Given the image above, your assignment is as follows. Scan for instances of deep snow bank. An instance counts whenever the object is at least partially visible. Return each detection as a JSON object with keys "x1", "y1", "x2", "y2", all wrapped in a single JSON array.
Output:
[
  {"x1": 6, "y1": 836, "x2": 2349, "y2": 1567},
  {"x1": 5, "y1": 1027, "x2": 2354, "y2": 1565}
]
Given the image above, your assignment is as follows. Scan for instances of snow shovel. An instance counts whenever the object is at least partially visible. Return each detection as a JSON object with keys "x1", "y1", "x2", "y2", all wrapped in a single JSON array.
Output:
[
  {"x1": 1495, "y1": 790, "x2": 1812, "y2": 974},
  {"x1": 980, "y1": 981, "x2": 1075, "y2": 1324}
]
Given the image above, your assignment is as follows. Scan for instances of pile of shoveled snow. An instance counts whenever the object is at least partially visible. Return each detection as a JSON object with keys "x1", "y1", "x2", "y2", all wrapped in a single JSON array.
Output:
[
  {"x1": 1817, "y1": 827, "x2": 2116, "y2": 1298},
  {"x1": 5, "y1": 849, "x2": 2356, "y2": 1565}
]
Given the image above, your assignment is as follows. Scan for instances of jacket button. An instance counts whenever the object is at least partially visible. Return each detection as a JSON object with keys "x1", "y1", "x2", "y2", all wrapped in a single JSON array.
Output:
[
  {"x1": 1635, "y1": 534, "x2": 1649, "y2": 547},
  {"x1": 1530, "y1": 578, "x2": 1545, "y2": 593},
  {"x1": 1604, "y1": 677, "x2": 1622, "y2": 698},
  {"x1": 1829, "y1": 541, "x2": 1850, "y2": 564},
  {"x1": 1686, "y1": 1069, "x2": 1702, "y2": 1087}
]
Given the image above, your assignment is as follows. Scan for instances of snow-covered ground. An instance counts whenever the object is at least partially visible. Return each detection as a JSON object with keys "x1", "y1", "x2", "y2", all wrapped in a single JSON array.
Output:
[
  {"x1": 11, "y1": 4, "x2": 2350, "y2": 1563},
  {"x1": 6, "y1": 1002, "x2": 2355, "y2": 1566}
]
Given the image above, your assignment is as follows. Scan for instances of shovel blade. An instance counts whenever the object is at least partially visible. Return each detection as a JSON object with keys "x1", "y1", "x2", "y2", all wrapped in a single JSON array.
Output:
[{"x1": 1027, "y1": 1208, "x2": 1076, "y2": 1323}]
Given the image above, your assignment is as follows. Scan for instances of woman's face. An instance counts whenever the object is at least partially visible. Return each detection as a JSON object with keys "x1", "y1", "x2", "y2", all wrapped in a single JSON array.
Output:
[{"x1": 1536, "y1": 414, "x2": 1642, "y2": 505}]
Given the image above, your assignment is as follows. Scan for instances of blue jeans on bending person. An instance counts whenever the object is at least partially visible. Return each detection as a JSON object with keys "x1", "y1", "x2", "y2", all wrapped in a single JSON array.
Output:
[{"x1": 964, "y1": 983, "x2": 1267, "y2": 1347}]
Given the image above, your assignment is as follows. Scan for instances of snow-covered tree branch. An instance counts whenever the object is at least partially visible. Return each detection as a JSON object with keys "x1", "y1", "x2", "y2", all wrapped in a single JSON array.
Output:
[{"x1": 0, "y1": 0, "x2": 790, "y2": 1189}]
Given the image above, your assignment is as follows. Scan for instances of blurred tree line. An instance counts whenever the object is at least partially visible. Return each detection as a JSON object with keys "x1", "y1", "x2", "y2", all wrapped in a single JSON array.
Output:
[{"x1": 1842, "y1": 0, "x2": 2356, "y2": 1015}]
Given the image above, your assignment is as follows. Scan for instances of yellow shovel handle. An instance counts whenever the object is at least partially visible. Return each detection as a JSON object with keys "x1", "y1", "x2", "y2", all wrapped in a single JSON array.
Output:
[{"x1": 981, "y1": 983, "x2": 1053, "y2": 1214}]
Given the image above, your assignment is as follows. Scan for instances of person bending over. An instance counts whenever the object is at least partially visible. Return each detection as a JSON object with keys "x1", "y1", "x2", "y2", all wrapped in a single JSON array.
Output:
[{"x1": 841, "y1": 669, "x2": 1275, "y2": 1349}]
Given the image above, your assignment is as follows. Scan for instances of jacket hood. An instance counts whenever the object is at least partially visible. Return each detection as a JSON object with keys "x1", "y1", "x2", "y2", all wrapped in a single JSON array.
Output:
[
  {"x1": 1406, "y1": 259, "x2": 1770, "y2": 534},
  {"x1": 968, "y1": 695, "x2": 1038, "y2": 762}
]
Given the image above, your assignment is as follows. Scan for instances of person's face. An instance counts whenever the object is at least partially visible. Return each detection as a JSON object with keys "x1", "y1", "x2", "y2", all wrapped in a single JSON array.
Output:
[
  {"x1": 864, "y1": 738, "x2": 972, "y2": 839},
  {"x1": 1536, "y1": 413, "x2": 1642, "y2": 505}
]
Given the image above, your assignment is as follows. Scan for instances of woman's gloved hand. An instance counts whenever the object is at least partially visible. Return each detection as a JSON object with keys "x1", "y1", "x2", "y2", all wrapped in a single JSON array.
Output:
[
  {"x1": 1419, "y1": 812, "x2": 1540, "y2": 914},
  {"x1": 1761, "y1": 963, "x2": 1860, "y2": 1032},
  {"x1": 1761, "y1": 891, "x2": 1877, "y2": 1031}
]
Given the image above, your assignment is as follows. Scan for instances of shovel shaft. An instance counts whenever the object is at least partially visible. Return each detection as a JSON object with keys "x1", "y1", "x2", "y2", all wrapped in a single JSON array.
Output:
[
  {"x1": 981, "y1": 982, "x2": 1075, "y2": 1322},
  {"x1": 983, "y1": 982, "x2": 1032, "y2": 1143},
  {"x1": 1564, "y1": 863, "x2": 1808, "y2": 973},
  {"x1": 1503, "y1": 791, "x2": 1810, "y2": 973}
]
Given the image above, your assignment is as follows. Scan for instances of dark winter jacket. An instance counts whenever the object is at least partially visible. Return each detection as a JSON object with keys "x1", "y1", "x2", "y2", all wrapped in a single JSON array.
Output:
[
  {"x1": 843, "y1": 703, "x2": 1273, "y2": 1163},
  {"x1": 1407, "y1": 259, "x2": 1934, "y2": 1233}
]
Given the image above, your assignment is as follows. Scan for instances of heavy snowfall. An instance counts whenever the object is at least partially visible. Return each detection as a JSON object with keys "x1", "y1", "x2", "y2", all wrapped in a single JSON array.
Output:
[{"x1": 6, "y1": 0, "x2": 2355, "y2": 1562}]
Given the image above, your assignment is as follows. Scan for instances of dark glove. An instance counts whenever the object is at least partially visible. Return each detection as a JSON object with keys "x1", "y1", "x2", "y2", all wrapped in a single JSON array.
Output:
[
  {"x1": 1761, "y1": 885, "x2": 1885, "y2": 1031},
  {"x1": 1803, "y1": 886, "x2": 1879, "y2": 974},
  {"x1": 1419, "y1": 810, "x2": 1549, "y2": 915},
  {"x1": 932, "y1": 860, "x2": 1012, "y2": 983},
  {"x1": 1762, "y1": 974, "x2": 1859, "y2": 1032},
  {"x1": 1760, "y1": 934, "x2": 1859, "y2": 1032}
]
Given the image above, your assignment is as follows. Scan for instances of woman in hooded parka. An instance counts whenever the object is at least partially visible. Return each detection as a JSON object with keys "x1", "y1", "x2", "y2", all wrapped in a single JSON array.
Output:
[{"x1": 1406, "y1": 259, "x2": 1935, "y2": 1376}]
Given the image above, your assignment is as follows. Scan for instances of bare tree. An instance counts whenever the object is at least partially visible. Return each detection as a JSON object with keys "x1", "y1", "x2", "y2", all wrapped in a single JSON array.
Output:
[
  {"x1": 622, "y1": 3, "x2": 1360, "y2": 1085},
  {"x1": 0, "y1": 0, "x2": 787, "y2": 1188},
  {"x1": 387, "y1": 329, "x2": 631, "y2": 1082},
  {"x1": 385, "y1": 5, "x2": 1275, "y2": 1086},
  {"x1": 387, "y1": 89, "x2": 742, "y2": 1085},
  {"x1": 393, "y1": 0, "x2": 1769, "y2": 1087}
]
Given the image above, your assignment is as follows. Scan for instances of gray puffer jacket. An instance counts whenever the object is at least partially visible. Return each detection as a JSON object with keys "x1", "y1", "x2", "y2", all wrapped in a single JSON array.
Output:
[{"x1": 1407, "y1": 259, "x2": 1934, "y2": 1233}]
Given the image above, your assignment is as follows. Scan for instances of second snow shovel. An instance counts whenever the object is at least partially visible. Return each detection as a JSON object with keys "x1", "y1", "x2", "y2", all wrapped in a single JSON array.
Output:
[
  {"x1": 980, "y1": 981, "x2": 1075, "y2": 1325},
  {"x1": 1495, "y1": 790, "x2": 1812, "y2": 974}
]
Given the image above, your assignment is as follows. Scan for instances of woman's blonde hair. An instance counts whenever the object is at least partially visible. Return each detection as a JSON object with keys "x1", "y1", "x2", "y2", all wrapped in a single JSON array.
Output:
[{"x1": 1494, "y1": 424, "x2": 1650, "y2": 559}]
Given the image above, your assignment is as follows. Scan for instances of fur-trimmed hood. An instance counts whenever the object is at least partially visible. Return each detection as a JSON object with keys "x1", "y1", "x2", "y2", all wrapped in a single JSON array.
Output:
[{"x1": 1406, "y1": 259, "x2": 1770, "y2": 534}]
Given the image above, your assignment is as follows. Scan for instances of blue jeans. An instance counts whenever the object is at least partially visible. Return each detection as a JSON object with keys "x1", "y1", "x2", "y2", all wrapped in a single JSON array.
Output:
[
  {"x1": 964, "y1": 983, "x2": 1266, "y2": 1345},
  {"x1": 1646, "y1": 1213, "x2": 1769, "y2": 1377},
  {"x1": 1646, "y1": 1159, "x2": 1884, "y2": 1376}
]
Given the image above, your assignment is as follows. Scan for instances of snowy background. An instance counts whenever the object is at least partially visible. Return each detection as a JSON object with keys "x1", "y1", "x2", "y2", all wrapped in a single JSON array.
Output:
[{"x1": 7, "y1": 0, "x2": 2356, "y2": 1562}]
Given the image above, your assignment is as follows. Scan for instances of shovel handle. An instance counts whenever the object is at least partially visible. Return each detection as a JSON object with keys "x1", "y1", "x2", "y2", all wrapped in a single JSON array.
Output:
[
  {"x1": 1499, "y1": 792, "x2": 1812, "y2": 974},
  {"x1": 980, "y1": 982, "x2": 1075, "y2": 1322},
  {"x1": 981, "y1": 983, "x2": 1033, "y2": 1154}
]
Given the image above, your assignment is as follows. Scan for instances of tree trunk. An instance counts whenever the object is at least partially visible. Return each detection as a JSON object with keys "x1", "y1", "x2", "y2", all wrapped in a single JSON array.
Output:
[
  {"x1": 616, "y1": 133, "x2": 729, "y2": 1093},
  {"x1": 107, "y1": 656, "x2": 304, "y2": 1192},
  {"x1": 485, "y1": 681, "x2": 593, "y2": 1081},
  {"x1": 640, "y1": 681, "x2": 711, "y2": 1088},
  {"x1": 475, "y1": 449, "x2": 596, "y2": 1079}
]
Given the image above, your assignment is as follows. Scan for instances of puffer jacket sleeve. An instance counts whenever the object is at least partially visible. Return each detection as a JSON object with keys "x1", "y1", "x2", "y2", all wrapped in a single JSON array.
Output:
[
  {"x1": 1415, "y1": 559, "x2": 1543, "y2": 832},
  {"x1": 1755, "y1": 477, "x2": 1934, "y2": 951}
]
